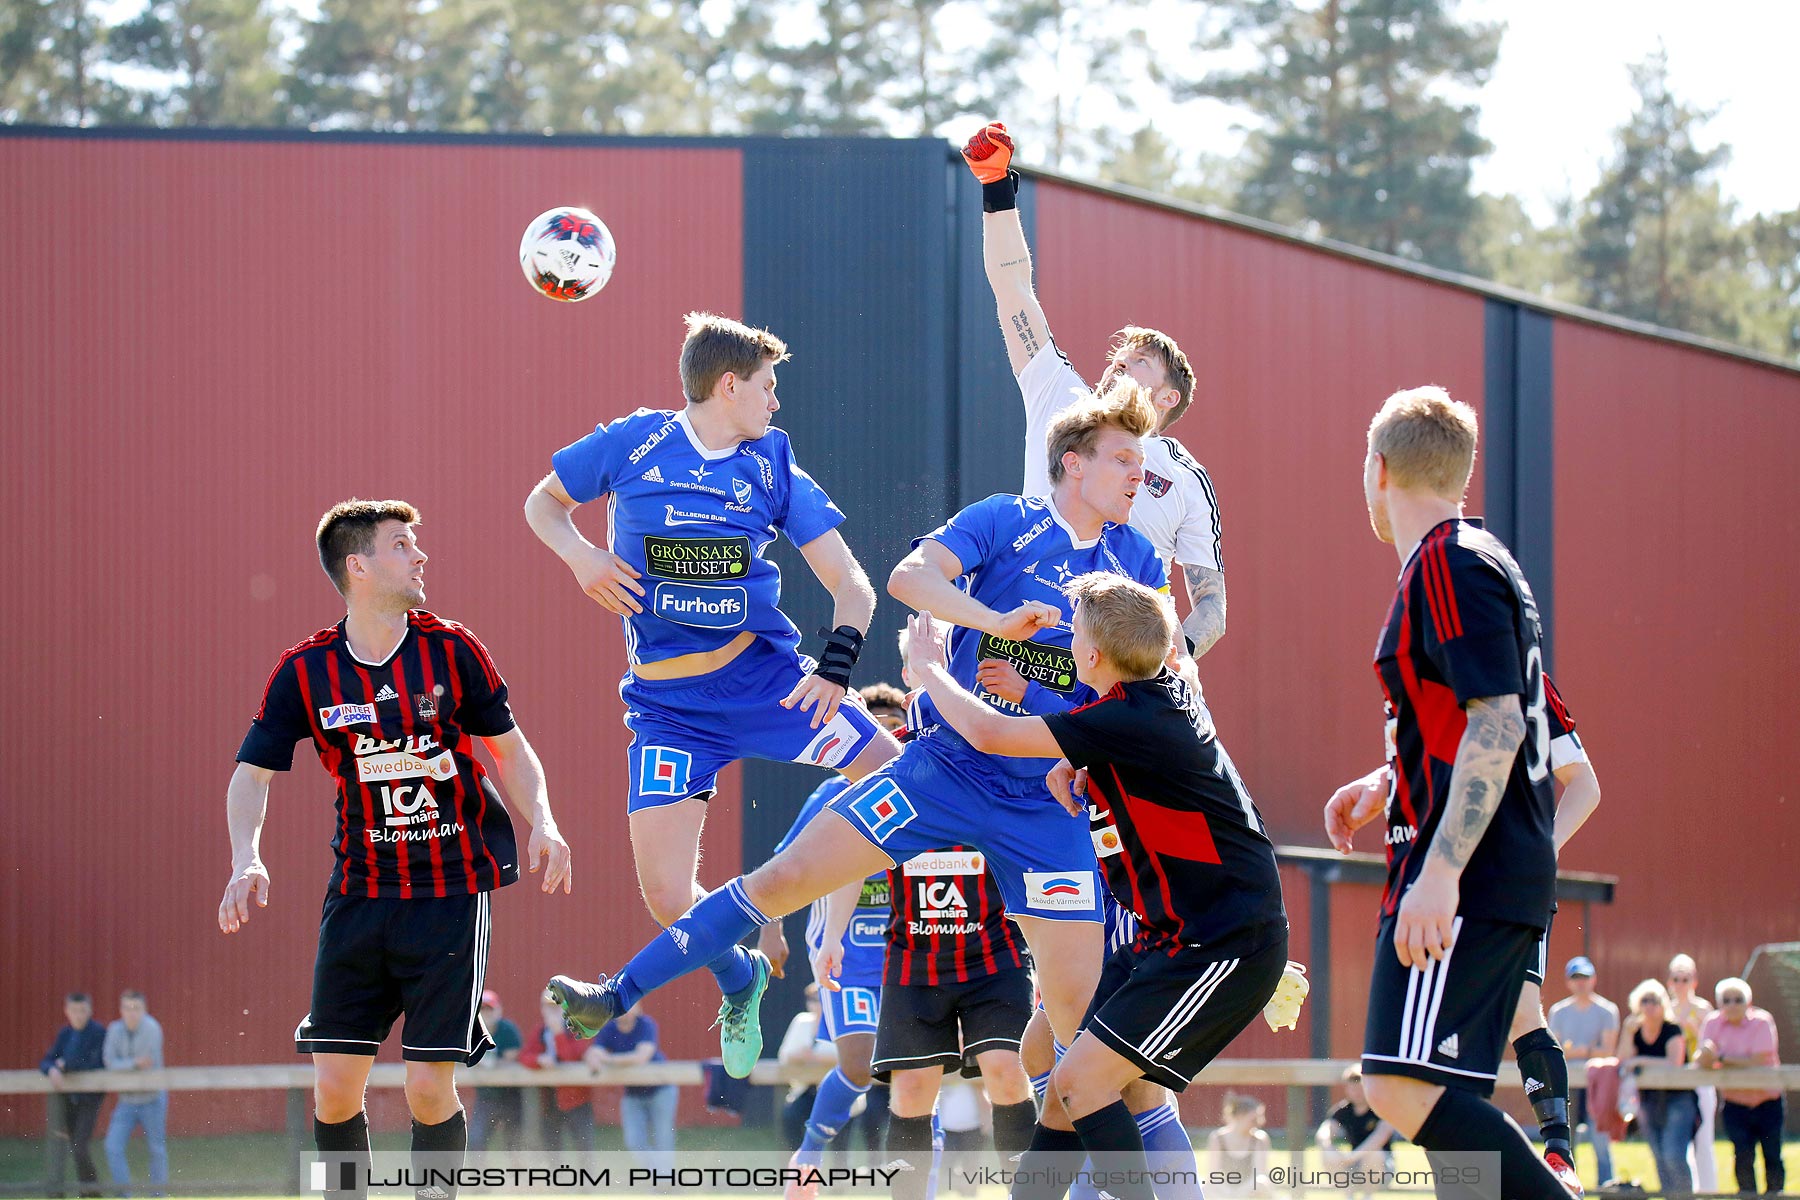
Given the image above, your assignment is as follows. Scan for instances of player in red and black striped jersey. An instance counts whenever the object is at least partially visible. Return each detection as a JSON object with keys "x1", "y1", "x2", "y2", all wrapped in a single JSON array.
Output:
[
  {"x1": 1325, "y1": 388, "x2": 1578, "y2": 1200},
  {"x1": 875, "y1": 846, "x2": 1037, "y2": 1200},
  {"x1": 903, "y1": 576, "x2": 1291, "y2": 1200},
  {"x1": 218, "y1": 500, "x2": 572, "y2": 1198}
]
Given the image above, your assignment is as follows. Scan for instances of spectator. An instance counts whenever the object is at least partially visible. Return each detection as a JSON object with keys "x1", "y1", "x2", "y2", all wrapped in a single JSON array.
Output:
[
  {"x1": 469, "y1": 991, "x2": 524, "y2": 1156},
  {"x1": 1315, "y1": 1066, "x2": 1395, "y2": 1199},
  {"x1": 102, "y1": 991, "x2": 167, "y2": 1197},
  {"x1": 1696, "y1": 977, "x2": 1783, "y2": 1196},
  {"x1": 1666, "y1": 953, "x2": 1719, "y2": 1192},
  {"x1": 1546, "y1": 956, "x2": 1621, "y2": 1185},
  {"x1": 1205, "y1": 1094, "x2": 1271, "y2": 1198},
  {"x1": 1620, "y1": 979, "x2": 1696, "y2": 1198},
  {"x1": 594, "y1": 1002, "x2": 676, "y2": 1173},
  {"x1": 40, "y1": 992, "x2": 106, "y2": 1199},
  {"x1": 520, "y1": 996, "x2": 596, "y2": 1152},
  {"x1": 777, "y1": 985, "x2": 837, "y2": 1152}
]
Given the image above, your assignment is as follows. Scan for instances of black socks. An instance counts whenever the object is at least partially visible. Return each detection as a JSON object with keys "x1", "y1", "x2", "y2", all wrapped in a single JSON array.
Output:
[
  {"x1": 314, "y1": 1112, "x2": 370, "y2": 1200},
  {"x1": 1011, "y1": 1124, "x2": 1085, "y2": 1200},
  {"x1": 1414, "y1": 1087, "x2": 1567, "y2": 1200},
  {"x1": 991, "y1": 1100, "x2": 1039, "y2": 1163},
  {"x1": 886, "y1": 1113, "x2": 935, "y2": 1200},
  {"x1": 411, "y1": 1110, "x2": 467, "y2": 1200},
  {"x1": 1513, "y1": 1028, "x2": 1572, "y2": 1155}
]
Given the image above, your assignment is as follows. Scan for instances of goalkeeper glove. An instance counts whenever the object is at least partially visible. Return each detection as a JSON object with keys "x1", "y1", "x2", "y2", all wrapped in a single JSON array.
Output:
[
  {"x1": 1262, "y1": 960, "x2": 1310, "y2": 1032},
  {"x1": 962, "y1": 122, "x2": 1020, "y2": 213}
]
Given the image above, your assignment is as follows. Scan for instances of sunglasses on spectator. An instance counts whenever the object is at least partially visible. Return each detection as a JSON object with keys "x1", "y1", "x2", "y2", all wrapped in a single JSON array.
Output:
[
  {"x1": 1669, "y1": 974, "x2": 1693, "y2": 982},
  {"x1": 1721, "y1": 996, "x2": 1747, "y2": 1004}
]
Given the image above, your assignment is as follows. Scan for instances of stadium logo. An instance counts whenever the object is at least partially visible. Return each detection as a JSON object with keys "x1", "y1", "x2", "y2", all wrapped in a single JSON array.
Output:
[
  {"x1": 903, "y1": 850, "x2": 982, "y2": 875},
  {"x1": 1011, "y1": 515, "x2": 1054, "y2": 552},
  {"x1": 627, "y1": 419, "x2": 676, "y2": 464},
  {"x1": 318, "y1": 703, "x2": 377, "y2": 729},
  {"x1": 653, "y1": 583, "x2": 748, "y2": 629},
  {"x1": 1144, "y1": 470, "x2": 1172, "y2": 498},
  {"x1": 846, "y1": 779, "x2": 918, "y2": 842},
  {"x1": 1024, "y1": 871, "x2": 1095, "y2": 911},
  {"x1": 639, "y1": 746, "x2": 693, "y2": 797}
]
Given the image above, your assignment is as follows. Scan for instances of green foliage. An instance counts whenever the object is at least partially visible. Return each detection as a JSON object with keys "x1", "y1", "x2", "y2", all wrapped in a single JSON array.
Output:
[{"x1": 1188, "y1": 0, "x2": 1501, "y2": 272}]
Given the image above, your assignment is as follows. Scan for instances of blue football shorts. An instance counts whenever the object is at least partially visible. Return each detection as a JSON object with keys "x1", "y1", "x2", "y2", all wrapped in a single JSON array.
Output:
[
  {"x1": 620, "y1": 637, "x2": 881, "y2": 813},
  {"x1": 825, "y1": 731, "x2": 1102, "y2": 924}
]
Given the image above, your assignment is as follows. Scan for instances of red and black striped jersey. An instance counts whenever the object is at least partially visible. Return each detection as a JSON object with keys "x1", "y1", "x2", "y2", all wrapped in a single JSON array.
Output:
[
  {"x1": 884, "y1": 847, "x2": 1026, "y2": 987},
  {"x1": 236, "y1": 610, "x2": 521, "y2": 899},
  {"x1": 1043, "y1": 673, "x2": 1287, "y2": 956},
  {"x1": 1373, "y1": 519, "x2": 1557, "y2": 927}
]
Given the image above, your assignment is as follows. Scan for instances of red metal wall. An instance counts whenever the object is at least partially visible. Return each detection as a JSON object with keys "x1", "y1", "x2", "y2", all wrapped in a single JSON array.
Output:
[
  {"x1": 0, "y1": 136, "x2": 746, "y2": 1134},
  {"x1": 1552, "y1": 322, "x2": 1800, "y2": 999}
]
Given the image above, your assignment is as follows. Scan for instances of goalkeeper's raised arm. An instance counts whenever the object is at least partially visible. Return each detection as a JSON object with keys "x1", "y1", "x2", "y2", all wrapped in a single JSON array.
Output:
[{"x1": 964, "y1": 122, "x2": 1052, "y2": 377}]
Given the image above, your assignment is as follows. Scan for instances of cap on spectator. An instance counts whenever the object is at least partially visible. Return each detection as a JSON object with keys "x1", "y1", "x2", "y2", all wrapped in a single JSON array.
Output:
[
  {"x1": 480, "y1": 990, "x2": 500, "y2": 1007},
  {"x1": 1565, "y1": 956, "x2": 1596, "y2": 978}
]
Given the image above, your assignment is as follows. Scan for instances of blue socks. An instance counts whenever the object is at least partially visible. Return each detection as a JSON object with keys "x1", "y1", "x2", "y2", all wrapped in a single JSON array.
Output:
[
  {"x1": 797, "y1": 1068, "x2": 870, "y2": 1164},
  {"x1": 1138, "y1": 1103, "x2": 1201, "y2": 1200},
  {"x1": 614, "y1": 878, "x2": 768, "y2": 1011},
  {"x1": 707, "y1": 943, "x2": 758, "y2": 996}
]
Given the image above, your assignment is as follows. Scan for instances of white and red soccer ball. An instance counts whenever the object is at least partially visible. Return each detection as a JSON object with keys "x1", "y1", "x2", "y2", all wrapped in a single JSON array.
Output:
[{"x1": 519, "y1": 206, "x2": 616, "y2": 302}]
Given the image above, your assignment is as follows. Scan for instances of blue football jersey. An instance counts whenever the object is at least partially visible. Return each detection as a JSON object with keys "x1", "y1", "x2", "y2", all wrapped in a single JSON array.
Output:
[
  {"x1": 776, "y1": 778, "x2": 889, "y2": 988},
  {"x1": 920, "y1": 493, "x2": 1165, "y2": 779},
  {"x1": 551, "y1": 408, "x2": 846, "y2": 669}
]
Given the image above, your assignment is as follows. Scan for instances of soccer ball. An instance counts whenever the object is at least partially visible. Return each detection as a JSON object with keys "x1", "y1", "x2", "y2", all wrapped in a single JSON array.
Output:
[{"x1": 519, "y1": 207, "x2": 616, "y2": 302}]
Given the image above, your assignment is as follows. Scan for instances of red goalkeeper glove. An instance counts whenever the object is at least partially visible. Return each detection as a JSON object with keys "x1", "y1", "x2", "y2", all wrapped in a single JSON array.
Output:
[{"x1": 961, "y1": 121, "x2": 1015, "y2": 183}]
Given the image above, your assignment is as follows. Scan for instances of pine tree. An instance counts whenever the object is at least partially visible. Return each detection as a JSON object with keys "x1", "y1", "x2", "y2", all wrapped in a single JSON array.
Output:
[
  {"x1": 104, "y1": 0, "x2": 281, "y2": 125},
  {"x1": 1189, "y1": 0, "x2": 1500, "y2": 271},
  {"x1": 1572, "y1": 48, "x2": 1743, "y2": 337},
  {"x1": 0, "y1": 0, "x2": 122, "y2": 123}
]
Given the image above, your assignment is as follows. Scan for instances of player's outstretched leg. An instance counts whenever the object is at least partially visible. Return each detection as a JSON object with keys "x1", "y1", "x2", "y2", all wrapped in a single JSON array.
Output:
[{"x1": 549, "y1": 812, "x2": 889, "y2": 1075}]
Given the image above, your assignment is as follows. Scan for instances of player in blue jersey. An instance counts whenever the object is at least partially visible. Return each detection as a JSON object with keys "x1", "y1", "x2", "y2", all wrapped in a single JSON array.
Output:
[
  {"x1": 525, "y1": 313, "x2": 901, "y2": 1075},
  {"x1": 544, "y1": 384, "x2": 1165, "y2": 1088},
  {"x1": 757, "y1": 684, "x2": 910, "y2": 1190}
]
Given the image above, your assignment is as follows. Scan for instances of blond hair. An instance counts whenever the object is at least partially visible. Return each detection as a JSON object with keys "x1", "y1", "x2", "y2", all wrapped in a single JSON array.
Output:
[
  {"x1": 1065, "y1": 572, "x2": 1176, "y2": 680},
  {"x1": 1112, "y1": 326, "x2": 1196, "y2": 425},
  {"x1": 1714, "y1": 977, "x2": 1753, "y2": 1006},
  {"x1": 1046, "y1": 382, "x2": 1159, "y2": 485},
  {"x1": 1629, "y1": 978, "x2": 1672, "y2": 1014},
  {"x1": 679, "y1": 312, "x2": 789, "y2": 403},
  {"x1": 1367, "y1": 385, "x2": 1478, "y2": 498}
]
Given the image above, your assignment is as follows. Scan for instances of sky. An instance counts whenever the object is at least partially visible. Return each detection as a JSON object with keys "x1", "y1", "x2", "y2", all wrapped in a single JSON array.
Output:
[{"x1": 1128, "y1": 0, "x2": 1796, "y2": 223}]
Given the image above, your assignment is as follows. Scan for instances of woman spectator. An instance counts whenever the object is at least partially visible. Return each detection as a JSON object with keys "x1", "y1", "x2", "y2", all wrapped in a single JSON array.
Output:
[
  {"x1": 1620, "y1": 979, "x2": 1696, "y2": 1198},
  {"x1": 594, "y1": 1002, "x2": 677, "y2": 1173},
  {"x1": 1206, "y1": 1094, "x2": 1271, "y2": 1198},
  {"x1": 1697, "y1": 977, "x2": 1784, "y2": 1195},
  {"x1": 1666, "y1": 954, "x2": 1718, "y2": 1192}
]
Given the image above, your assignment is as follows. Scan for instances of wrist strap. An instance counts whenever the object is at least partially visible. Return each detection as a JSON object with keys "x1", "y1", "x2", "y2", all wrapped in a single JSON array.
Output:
[
  {"x1": 812, "y1": 625, "x2": 864, "y2": 688},
  {"x1": 981, "y1": 170, "x2": 1020, "y2": 213}
]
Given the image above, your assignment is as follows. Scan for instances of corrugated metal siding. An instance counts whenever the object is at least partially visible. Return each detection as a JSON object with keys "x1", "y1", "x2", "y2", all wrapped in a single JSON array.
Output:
[
  {"x1": 0, "y1": 135, "x2": 745, "y2": 1134},
  {"x1": 1552, "y1": 320, "x2": 1800, "y2": 993},
  {"x1": 1031, "y1": 180, "x2": 1488, "y2": 853}
]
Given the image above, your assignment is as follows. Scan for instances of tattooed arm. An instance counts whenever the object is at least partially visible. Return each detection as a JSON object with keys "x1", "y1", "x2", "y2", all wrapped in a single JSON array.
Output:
[
  {"x1": 1180, "y1": 562, "x2": 1228, "y2": 658},
  {"x1": 1391, "y1": 693, "x2": 1525, "y2": 968},
  {"x1": 982, "y1": 208, "x2": 1052, "y2": 376}
]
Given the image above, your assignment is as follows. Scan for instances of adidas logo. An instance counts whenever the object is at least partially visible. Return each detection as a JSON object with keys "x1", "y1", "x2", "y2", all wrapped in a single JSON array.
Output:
[
  {"x1": 1161, "y1": 1048, "x2": 1181, "y2": 1061},
  {"x1": 1437, "y1": 1033, "x2": 1460, "y2": 1059},
  {"x1": 669, "y1": 927, "x2": 689, "y2": 953},
  {"x1": 374, "y1": 684, "x2": 398, "y2": 702},
  {"x1": 641, "y1": 466, "x2": 664, "y2": 482},
  {"x1": 1524, "y1": 1076, "x2": 1544, "y2": 1092}
]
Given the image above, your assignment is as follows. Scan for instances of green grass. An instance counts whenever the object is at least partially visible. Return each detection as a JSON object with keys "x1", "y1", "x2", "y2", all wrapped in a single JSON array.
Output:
[{"x1": 4, "y1": 1132, "x2": 1794, "y2": 1198}]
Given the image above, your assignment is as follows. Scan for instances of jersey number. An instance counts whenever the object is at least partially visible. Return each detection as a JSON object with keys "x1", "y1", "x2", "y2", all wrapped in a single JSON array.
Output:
[{"x1": 1523, "y1": 645, "x2": 1550, "y2": 783}]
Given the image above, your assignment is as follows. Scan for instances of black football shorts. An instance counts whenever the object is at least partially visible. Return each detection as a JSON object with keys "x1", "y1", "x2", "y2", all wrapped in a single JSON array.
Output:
[
  {"x1": 295, "y1": 889, "x2": 495, "y2": 1064},
  {"x1": 872, "y1": 966, "x2": 1033, "y2": 1081},
  {"x1": 1082, "y1": 931, "x2": 1288, "y2": 1091},
  {"x1": 1362, "y1": 914, "x2": 1539, "y2": 1095},
  {"x1": 1522, "y1": 903, "x2": 1556, "y2": 989}
]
